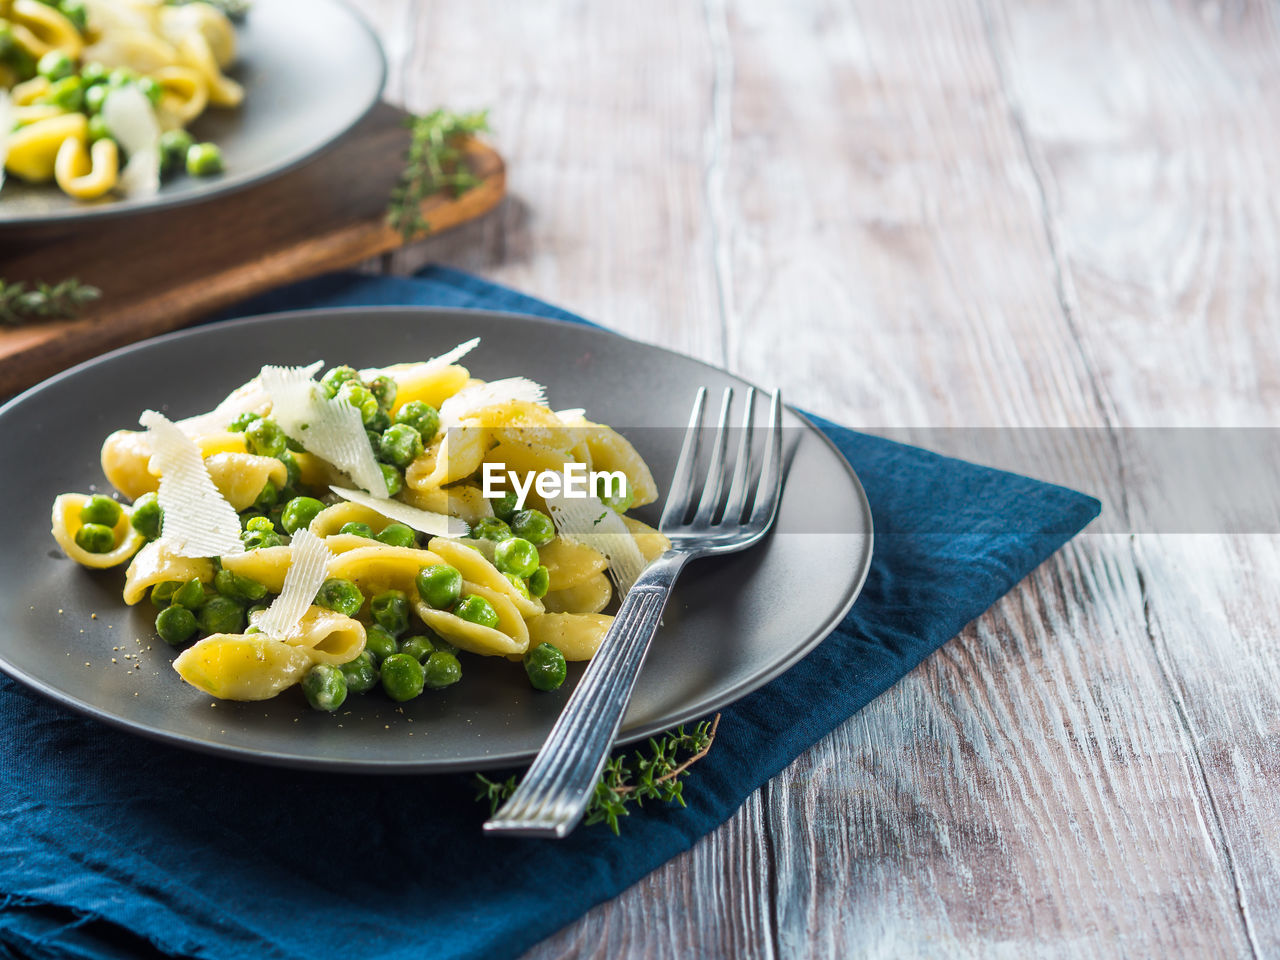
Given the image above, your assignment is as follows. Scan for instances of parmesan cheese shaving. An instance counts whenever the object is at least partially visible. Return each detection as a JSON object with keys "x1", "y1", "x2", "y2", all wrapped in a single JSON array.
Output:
[
  {"x1": 546, "y1": 493, "x2": 648, "y2": 595},
  {"x1": 102, "y1": 85, "x2": 160, "y2": 197},
  {"x1": 359, "y1": 337, "x2": 480, "y2": 380},
  {"x1": 440, "y1": 377, "x2": 547, "y2": 427},
  {"x1": 177, "y1": 376, "x2": 272, "y2": 437},
  {"x1": 139, "y1": 410, "x2": 244, "y2": 558},
  {"x1": 329, "y1": 486, "x2": 467, "y2": 538},
  {"x1": 555, "y1": 408, "x2": 587, "y2": 423},
  {"x1": 255, "y1": 529, "x2": 331, "y2": 639},
  {"x1": 260, "y1": 362, "x2": 388, "y2": 496}
]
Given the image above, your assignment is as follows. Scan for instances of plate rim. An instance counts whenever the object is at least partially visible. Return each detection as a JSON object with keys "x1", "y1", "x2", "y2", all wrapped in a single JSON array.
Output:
[
  {"x1": 0, "y1": 0, "x2": 387, "y2": 229},
  {"x1": 0, "y1": 305, "x2": 874, "y2": 773}
]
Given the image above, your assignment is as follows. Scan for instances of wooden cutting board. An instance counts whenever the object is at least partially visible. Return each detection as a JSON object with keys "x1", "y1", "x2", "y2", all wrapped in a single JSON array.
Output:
[{"x1": 0, "y1": 102, "x2": 506, "y2": 396}]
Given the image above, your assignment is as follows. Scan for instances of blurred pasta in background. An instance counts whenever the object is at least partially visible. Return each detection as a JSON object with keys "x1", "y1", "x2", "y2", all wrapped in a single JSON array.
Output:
[{"x1": 0, "y1": 0, "x2": 243, "y2": 200}]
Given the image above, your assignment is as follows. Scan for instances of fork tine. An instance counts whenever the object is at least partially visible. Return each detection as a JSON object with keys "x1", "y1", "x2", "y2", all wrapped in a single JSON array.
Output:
[
  {"x1": 748, "y1": 390, "x2": 783, "y2": 527},
  {"x1": 720, "y1": 387, "x2": 756, "y2": 525},
  {"x1": 660, "y1": 388, "x2": 707, "y2": 530},
  {"x1": 692, "y1": 388, "x2": 733, "y2": 526}
]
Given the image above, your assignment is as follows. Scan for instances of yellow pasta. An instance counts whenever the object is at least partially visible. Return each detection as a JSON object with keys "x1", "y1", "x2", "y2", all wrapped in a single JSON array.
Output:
[
  {"x1": 50, "y1": 493, "x2": 143, "y2": 569},
  {"x1": 52, "y1": 346, "x2": 666, "y2": 712},
  {"x1": 3, "y1": 0, "x2": 244, "y2": 201}
]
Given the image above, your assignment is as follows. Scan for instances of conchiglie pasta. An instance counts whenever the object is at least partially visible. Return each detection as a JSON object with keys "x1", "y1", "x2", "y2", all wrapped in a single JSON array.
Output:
[
  {"x1": 327, "y1": 544, "x2": 445, "y2": 597},
  {"x1": 405, "y1": 425, "x2": 488, "y2": 491},
  {"x1": 399, "y1": 482, "x2": 493, "y2": 526},
  {"x1": 6, "y1": 112, "x2": 88, "y2": 182},
  {"x1": 582, "y1": 424, "x2": 659, "y2": 507},
  {"x1": 203, "y1": 453, "x2": 286, "y2": 510},
  {"x1": 219, "y1": 545, "x2": 293, "y2": 593},
  {"x1": 538, "y1": 537, "x2": 608, "y2": 591},
  {"x1": 427, "y1": 537, "x2": 544, "y2": 618},
  {"x1": 309, "y1": 502, "x2": 399, "y2": 538},
  {"x1": 388, "y1": 363, "x2": 471, "y2": 415},
  {"x1": 542, "y1": 573, "x2": 612, "y2": 615},
  {"x1": 11, "y1": 0, "x2": 83, "y2": 58},
  {"x1": 54, "y1": 135, "x2": 119, "y2": 200},
  {"x1": 173, "y1": 634, "x2": 314, "y2": 701},
  {"x1": 102, "y1": 429, "x2": 159, "y2": 500},
  {"x1": 50, "y1": 494, "x2": 144, "y2": 569},
  {"x1": 527, "y1": 613, "x2": 614, "y2": 661},
  {"x1": 151, "y1": 64, "x2": 208, "y2": 127},
  {"x1": 283, "y1": 606, "x2": 366, "y2": 665},
  {"x1": 411, "y1": 585, "x2": 529, "y2": 657},
  {"x1": 123, "y1": 540, "x2": 213, "y2": 604}
]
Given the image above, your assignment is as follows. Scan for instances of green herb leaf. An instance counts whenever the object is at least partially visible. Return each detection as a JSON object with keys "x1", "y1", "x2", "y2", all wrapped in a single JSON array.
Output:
[
  {"x1": 474, "y1": 714, "x2": 720, "y2": 835},
  {"x1": 0, "y1": 278, "x2": 101, "y2": 326},
  {"x1": 387, "y1": 108, "x2": 491, "y2": 241}
]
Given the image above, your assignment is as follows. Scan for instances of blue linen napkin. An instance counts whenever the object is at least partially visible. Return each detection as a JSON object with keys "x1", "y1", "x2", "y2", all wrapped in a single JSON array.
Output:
[{"x1": 0, "y1": 267, "x2": 1100, "y2": 960}]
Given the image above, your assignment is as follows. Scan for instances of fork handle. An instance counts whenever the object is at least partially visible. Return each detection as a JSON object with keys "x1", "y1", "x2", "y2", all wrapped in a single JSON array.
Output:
[{"x1": 484, "y1": 549, "x2": 689, "y2": 837}]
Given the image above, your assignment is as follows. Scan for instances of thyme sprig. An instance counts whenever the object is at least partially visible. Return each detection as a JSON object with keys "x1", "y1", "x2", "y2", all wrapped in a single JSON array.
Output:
[
  {"x1": 0, "y1": 278, "x2": 100, "y2": 326},
  {"x1": 476, "y1": 714, "x2": 720, "y2": 835},
  {"x1": 387, "y1": 108, "x2": 491, "y2": 242}
]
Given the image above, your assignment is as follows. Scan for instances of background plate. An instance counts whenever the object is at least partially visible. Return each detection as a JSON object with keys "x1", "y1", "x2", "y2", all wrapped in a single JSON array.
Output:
[
  {"x1": 0, "y1": 308, "x2": 873, "y2": 772},
  {"x1": 0, "y1": 0, "x2": 385, "y2": 227}
]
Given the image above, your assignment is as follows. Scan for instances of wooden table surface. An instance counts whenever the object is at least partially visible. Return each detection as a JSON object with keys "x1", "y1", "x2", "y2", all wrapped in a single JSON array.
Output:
[{"x1": 353, "y1": 0, "x2": 1280, "y2": 955}]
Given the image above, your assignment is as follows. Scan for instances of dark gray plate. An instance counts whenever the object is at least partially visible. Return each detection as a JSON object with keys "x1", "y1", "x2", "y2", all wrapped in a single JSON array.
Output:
[
  {"x1": 0, "y1": 308, "x2": 872, "y2": 772},
  {"x1": 0, "y1": 0, "x2": 385, "y2": 227}
]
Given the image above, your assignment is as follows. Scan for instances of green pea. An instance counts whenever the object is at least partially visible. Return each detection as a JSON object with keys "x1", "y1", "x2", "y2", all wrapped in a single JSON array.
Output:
[
  {"x1": 416, "y1": 564, "x2": 461, "y2": 610},
  {"x1": 37, "y1": 50, "x2": 73, "y2": 81},
  {"x1": 338, "y1": 521, "x2": 375, "y2": 539},
  {"x1": 82, "y1": 82, "x2": 107, "y2": 115},
  {"x1": 314, "y1": 577, "x2": 362, "y2": 618},
  {"x1": 453, "y1": 594, "x2": 499, "y2": 629},
  {"x1": 0, "y1": 27, "x2": 35, "y2": 80},
  {"x1": 172, "y1": 577, "x2": 207, "y2": 610},
  {"x1": 227, "y1": 411, "x2": 261, "y2": 433},
  {"x1": 106, "y1": 67, "x2": 135, "y2": 88},
  {"x1": 340, "y1": 651, "x2": 379, "y2": 694},
  {"x1": 503, "y1": 572, "x2": 531, "y2": 601},
  {"x1": 594, "y1": 474, "x2": 634, "y2": 512},
  {"x1": 59, "y1": 0, "x2": 88, "y2": 31},
  {"x1": 470, "y1": 517, "x2": 512, "y2": 542},
  {"x1": 137, "y1": 75, "x2": 161, "y2": 106},
  {"x1": 528, "y1": 565, "x2": 550, "y2": 598},
  {"x1": 491, "y1": 491, "x2": 519, "y2": 521},
  {"x1": 155, "y1": 605, "x2": 198, "y2": 647},
  {"x1": 523, "y1": 643, "x2": 567, "y2": 692},
  {"x1": 367, "y1": 374, "x2": 397, "y2": 410},
  {"x1": 370, "y1": 589, "x2": 410, "y2": 636},
  {"x1": 186, "y1": 141, "x2": 224, "y2": 177},
  {"x1": 244, "y1": 417, "x2": 287, "y2": 457},
  {"x1": 378, "y1": 423, "x2": 423, "y2": 468},
  {"x1": 150, "y1": 580, "x2": 181, "y2": 608},
  {"x1": 252, "y1": 479, "x2": 279, "y2": 513},
  {"x1": 281, "y1": 496, "x2": 325, "y2": 534},
  {"x1": 128, "y1": 492, "x2": 162, "y2": 539},
  {"x1": 319, "y1": 365, "x2": 359, "y2": 398},
  {"x1": 79, "y1": 61, "x2": 107, "y2": 85},
  {"x1": 380, "y1": 652, "x2": 425, "y2": 702},
  {"x1": 367, "y1": 410, "x2": 391, "y2": 436},
  {"x1": 241, "y1": 516, "x2": 282, "y2": 550},
  {"x1": 277, "y1": 450, "x2": 301, "y2": 488},
  {"x1": 510, "y1": 509, "x2": 556, "y2": 547},
  {"x1": 394, "y1": 401, "x2": 440, "y2": 443},
  {"x1": 79, "y1": 494, "x2": 122, "y2": 528},
  {"x1": 494, "y1": 537, "x2": 539, "y2": 578},
  {"x1": 364, "y1": 624, "x2": 398, "y2": 664},
  {"x1": 87, "y1": 113, "x2": 111, "y2": 143},
  {"x1": 301, "y1": 663, "x2": 347, "y2": 712},
  {"x1": 74, "y1": 522, "x2": 114, "y2": 553},
  {"x1": 375, "y1": 522, "x2": 416, "y2": 548},
  {"x1": 423, "y1": 651, "x2": 462, "y2": 689},
  {"x1": 400, "y1": 635, "x2": 434, "y2": 663},
  {"x1": 214, "y1": 569, "x2": 267, "y2": 603},
  {"x1": 380, "y1": 464, "x2": 404, "y2": 497},
  {"x1": 158, "y1": 128, "x2": 194, "y2": 175},
  {"x1": 198, "y1": 596, "x2": 245, "y2": 635},
  {"x1": 336, "y1": 381, "x2": 379, "y2": 424},
  {"x1": 40, "y1": 75, "x2": 83, "y2": 111}
]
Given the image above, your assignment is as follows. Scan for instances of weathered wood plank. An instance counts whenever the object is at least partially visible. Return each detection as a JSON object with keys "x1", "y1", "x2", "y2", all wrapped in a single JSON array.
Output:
[{"x1": 339, "y1": 0, "x2": 1280, "y2": 957}]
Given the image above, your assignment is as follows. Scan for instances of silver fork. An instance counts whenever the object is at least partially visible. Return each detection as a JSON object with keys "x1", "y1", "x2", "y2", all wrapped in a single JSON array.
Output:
[{"x1": 484, "y1": 386, "x2": 783, "y2": 838}]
